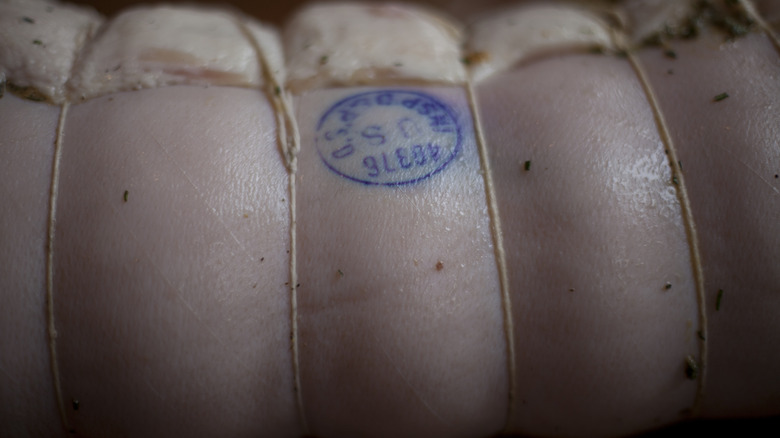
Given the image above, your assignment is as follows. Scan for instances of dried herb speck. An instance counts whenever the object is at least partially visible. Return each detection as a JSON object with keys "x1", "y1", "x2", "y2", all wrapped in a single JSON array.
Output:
[
  {"x1": 21, "y1": 16, "x2": 35, "y2": 24},
  {"x1": 716, "y1": 289, "x2": 724, "y2": 311},
  {"x1": 7, "y1": 83, "x2": 46, "y2": 102},
  {"x1": 524, "y1": 160, "x2": 531, "y2": 171},
  {"x1": 72, "y1": 399, "x2": 79, "y2": 411},
  {"x1": 684, "y1": 355, "x2": 699, "y2": 380},
  {"x1": 663, "y1": 49, "x2": 677, "y2": 59},
  {"x1": 665, "y1": 282, "x2": 672, "y2": 290},
  {"x1": 33, "y1": 39, "x2": 42, "y2": 45},
  {"x1": 697, "y1": 330, "x2": 706, "y2": 341},
  {"x1": 461, "y1": 52, "x2": 489, "y2": 65},
  {"x1": 319, "y1": 55, "x2": 328, "y2": 65},
  {"x1": 589, "y1": 46, "x2": 605, "y2": 55},
  {"x1": 274, "y1": 85, "x2": 280, "y2": 96},
  {"x1": 713, "y1": 92, "x2": 729, "y2": 102},
  {"x1": 435, "y1": 261, "x2": 444, "y2": 271},
  {"x1": 337, "y1": 269, "x2": 344, "y2": 278},
  {"x1": 123, "y1": 190, "x2": 129, "y2": 202}
]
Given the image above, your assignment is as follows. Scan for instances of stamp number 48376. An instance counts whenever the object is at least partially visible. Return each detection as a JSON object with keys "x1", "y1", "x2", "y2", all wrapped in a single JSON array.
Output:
[{"x1": 315, "y1": 90, "x2": 463, "y2": 186}]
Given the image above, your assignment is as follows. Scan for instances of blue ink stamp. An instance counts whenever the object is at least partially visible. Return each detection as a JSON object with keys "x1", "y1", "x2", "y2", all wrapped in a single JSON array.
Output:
[{"x1": 315, "y1": 89, "x2": 462, "y2": 186}]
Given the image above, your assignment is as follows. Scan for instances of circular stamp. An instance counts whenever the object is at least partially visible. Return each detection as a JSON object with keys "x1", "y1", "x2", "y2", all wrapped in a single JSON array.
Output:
[{"x1": 315, "y1": 89, "x2": 462, "y2": 186}]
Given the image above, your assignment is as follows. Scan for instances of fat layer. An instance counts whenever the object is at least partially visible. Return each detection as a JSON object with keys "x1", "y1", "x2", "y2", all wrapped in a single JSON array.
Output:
[{"x1": 0, "y1": 0, "x2": 103, "y2": 103}]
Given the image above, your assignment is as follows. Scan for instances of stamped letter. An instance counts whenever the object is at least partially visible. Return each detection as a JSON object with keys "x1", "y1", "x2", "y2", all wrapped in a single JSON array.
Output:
[{"x1": 315, "y1": 90, "x2": 462, "y2": 186}]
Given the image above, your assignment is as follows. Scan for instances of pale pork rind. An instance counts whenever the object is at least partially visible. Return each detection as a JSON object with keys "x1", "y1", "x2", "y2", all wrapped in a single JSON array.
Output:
[
  {"x1": 1, "y1": 0, "x2": 770, "y2": 100},
  {"x1": 465, "y1": 2, "x2": 614, "y2": 82},
  {"x1": 66, "y1": 5, "x2": 281, "y2": 101},
  {"x1": 0, "y1": 0, "x2": 285, "y2": 102},
  {"x1": 283, "y1": 3, "x2": 466, "y2": 91},
  {"x1": 0, "y1": 0, "x2": 103, "y2": 103}
]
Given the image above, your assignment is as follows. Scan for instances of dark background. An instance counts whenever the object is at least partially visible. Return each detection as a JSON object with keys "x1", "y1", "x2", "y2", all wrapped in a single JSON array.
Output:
[{"x1": 70, "y1": 0, "x2": 513, "y2": 25}]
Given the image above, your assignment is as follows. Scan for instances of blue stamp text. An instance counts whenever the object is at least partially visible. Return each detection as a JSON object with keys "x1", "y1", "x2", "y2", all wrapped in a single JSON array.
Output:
[{"x1": 315, "y1": 90, "x2": 462, "y2": 186}]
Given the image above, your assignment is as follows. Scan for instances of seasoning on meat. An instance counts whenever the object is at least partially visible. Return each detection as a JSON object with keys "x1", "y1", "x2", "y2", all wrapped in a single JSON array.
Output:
[
  {"x1": 713, "y1": 92, "x2": 729, "y2": 102},
  {"x1": 684, "y1": 355, "x2": 699, "y2": 380}
]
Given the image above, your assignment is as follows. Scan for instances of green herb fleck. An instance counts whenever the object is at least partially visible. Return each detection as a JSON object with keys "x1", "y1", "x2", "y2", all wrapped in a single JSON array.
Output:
[
  {"x1": 672, "y1": 176, "x2": 680, "y2": 185},
  {"x1": 21, "y1": 16, "x2": 35, "y2": 24},
  {"x1": 663, "y1": 49, "x2": 677, "y2": 59},
  {"x1": 123, "y1": 190, "x2": 129, "y2": 203},
  {"x1": 460, "y1": 57, "x2": 471, "y2": 65},
  {"x1": 394, "y1": 62, "x2": 403, "y2": 67},
  {"x1": 665, "y1": 282, "x2": 672, "y2": 290},
  {"x1": 524, "y1": 160, "x2": 532, "y2": 171},
  {"x1": 7, "y1": 82, "x2": 46, "y2": 102},
  {"x1": 716, "y1": 289, "x2": 724, "y2": 311},
  {"x1": 337, "y1": 269, "x2": 344, "y2": 278},
  {"x1": 33, "y1": 39, "x2": 42, "y2": 45},
  {"x1": 274, "y1": 85, "x2": 280, "y2": 96},
  {"x1": 678, "y1": 160, "x2": 683, "y2": 170},
  {"x1": 713, "y1": 92, "x2": 729, "y2": 102},
  {"x1": 697, "y1": 330, "x2": 706, "y2": 341},
  {"x1": 319, "y1": 55, "x2": 328, "y2": 65},
  {"x1": 684, "y1": 355, "x2": 699, "y2": 380},
  {"x1": 589, "y1": 46, "x2": 605, "y2": 55}
]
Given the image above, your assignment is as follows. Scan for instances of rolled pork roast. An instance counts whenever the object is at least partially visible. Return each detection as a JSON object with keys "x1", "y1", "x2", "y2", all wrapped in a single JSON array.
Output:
[{"x1": 1, "y1": 0, "x2": 778, "y2": 437}]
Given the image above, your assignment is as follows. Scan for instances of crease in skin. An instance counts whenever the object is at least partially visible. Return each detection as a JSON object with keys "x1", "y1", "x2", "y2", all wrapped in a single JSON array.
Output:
[
  {"x1": 147, "y1": 134, "x2": 264, "y2": 263},
  {"x1": 372, "y1": 332, "x2": 454, "y2": 431},
  {"x1": 607, "y1": 20, "x2": 709, "y2": 417},
  {"x1": 96, "y1": 186, "x2": 278, "y2": 391},
  {"x1": 710, "y1": 134, "x2": 780, "y2": 196},
  {"x1": 232, "y1": 15, "x2": 308, "y2": 435},
  {"x1": 465, "y1": 80, "x2": 516, "y2": 433},
  {"x1": 46, "y1": 102, "x2": 71, "y2": 434},
  {"x1": 741, "y1": 0, "x2": 780, "y2": 53}
]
